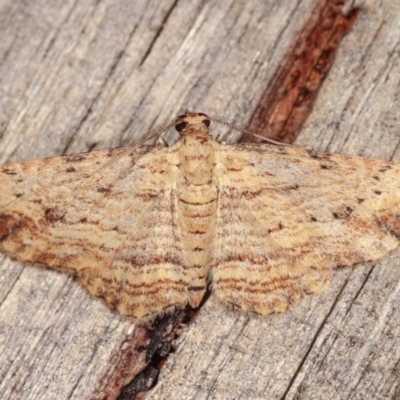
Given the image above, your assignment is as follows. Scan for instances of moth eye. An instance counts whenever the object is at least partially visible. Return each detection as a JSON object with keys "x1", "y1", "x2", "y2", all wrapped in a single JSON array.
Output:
[
  {"x1": 202, "y1": 119, "x2": 211, "y2": 128},
  {"x1": 175, "y1": 121, "x2": 188, "y2": 132}
]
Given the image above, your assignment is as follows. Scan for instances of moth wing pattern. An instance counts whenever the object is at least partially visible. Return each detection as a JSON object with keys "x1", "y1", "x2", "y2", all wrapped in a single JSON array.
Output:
[
  {"x1": 212, "y1": 143, "x2": 400, "y2": 315},
  {"x1": 2, "y1": 111, "x2": 400, "y2": 321},
  {"x1": 0, "y1": 145, "x2": 190, "y2": 321}
]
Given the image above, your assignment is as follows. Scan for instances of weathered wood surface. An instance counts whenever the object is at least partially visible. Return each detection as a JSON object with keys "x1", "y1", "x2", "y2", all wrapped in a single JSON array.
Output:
[{"x1": 0, "y1": 0, "x2": 399, "y2": 399}]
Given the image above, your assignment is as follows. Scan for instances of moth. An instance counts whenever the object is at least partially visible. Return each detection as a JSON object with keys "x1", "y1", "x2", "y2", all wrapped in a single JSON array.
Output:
[{"x1": 1, "y1": 111, "x2": 400, "y2": 321}]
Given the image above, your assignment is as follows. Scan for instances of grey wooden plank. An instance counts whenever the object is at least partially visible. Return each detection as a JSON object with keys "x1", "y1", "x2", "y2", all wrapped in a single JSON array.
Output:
[
  {"x1": 0, "y1": 0, "x2": 399, "y2": 399},
  {"x1": 150, "y1": 1, "x2": 400, "y2": 399}
]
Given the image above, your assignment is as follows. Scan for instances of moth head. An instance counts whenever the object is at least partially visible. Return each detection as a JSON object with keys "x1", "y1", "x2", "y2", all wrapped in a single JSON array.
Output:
[{"x1": 175, "y1": 111, "x2": 211, "y2": 135}]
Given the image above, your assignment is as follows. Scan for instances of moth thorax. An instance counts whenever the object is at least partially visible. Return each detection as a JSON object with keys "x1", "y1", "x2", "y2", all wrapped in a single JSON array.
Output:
[{"x1": 179, "y1": 135, "x2": 215, "y2": 185}]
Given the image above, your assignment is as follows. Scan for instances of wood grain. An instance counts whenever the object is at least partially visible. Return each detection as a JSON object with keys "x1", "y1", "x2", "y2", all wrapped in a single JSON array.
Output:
[{"x1": 0, "y1": 0, "x2": 399, "y2": 399}]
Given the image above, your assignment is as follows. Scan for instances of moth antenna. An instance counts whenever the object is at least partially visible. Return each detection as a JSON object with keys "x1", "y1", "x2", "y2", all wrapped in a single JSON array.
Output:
[
  {"x1": 129, "y1": 118, "x2": 176, "y2": 146},
  {"x1": 209, "y1": 115, "x2": 292, "y2": 147}
]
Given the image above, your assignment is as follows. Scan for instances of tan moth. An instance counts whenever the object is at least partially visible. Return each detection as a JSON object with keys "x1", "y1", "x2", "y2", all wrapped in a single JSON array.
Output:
[{"x1": 1, "y1": 111, "x2": 400, "y2": 321}]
